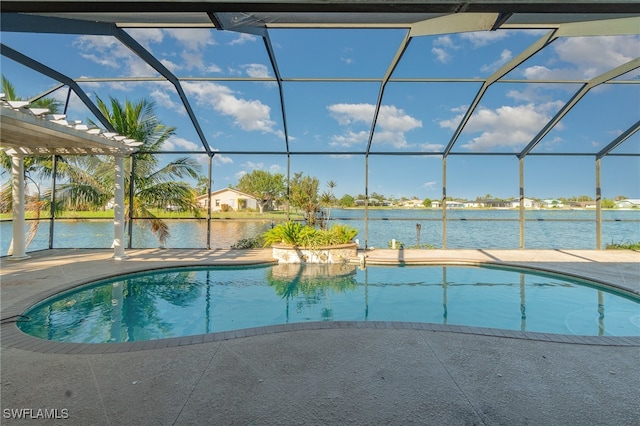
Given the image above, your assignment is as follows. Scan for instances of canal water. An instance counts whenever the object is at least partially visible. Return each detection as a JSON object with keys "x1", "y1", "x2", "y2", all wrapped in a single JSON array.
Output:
[{"x1": 1, "y1": 209, "x2": 639, "y2": 254}]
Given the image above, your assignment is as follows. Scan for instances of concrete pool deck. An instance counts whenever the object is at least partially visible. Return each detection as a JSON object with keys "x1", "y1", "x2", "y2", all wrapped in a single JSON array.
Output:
[{"x1": 1, "y1": 248, "x2": 639, "y2": 425}]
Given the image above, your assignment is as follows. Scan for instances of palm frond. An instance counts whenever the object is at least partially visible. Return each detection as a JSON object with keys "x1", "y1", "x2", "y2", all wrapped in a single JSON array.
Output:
[
  {"x1": 145, "y1": 157, "x2": 201, "y2": 185},
  {"x1": 1, "y1": 75, "x2": 19, "y2": 101}
]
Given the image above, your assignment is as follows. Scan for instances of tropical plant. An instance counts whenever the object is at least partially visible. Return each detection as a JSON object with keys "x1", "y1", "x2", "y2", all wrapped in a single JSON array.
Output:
[
  {"x1": 319, "y1": 180, "x2": 337, "y2": 228},
  {"x1": 605, "y1": 240, "x2": 640, "y2": 250},
  {"x1": 262, "y1": 221, "x2": 316, "y2": 246},
  {"x1": 236, "y1": 169, "x2": 285, "y2": 214},
  {"x1": 57, "y1": 96, "x2": 202, "y2": 245},
  {"x1": 289, "y1": 172, "x2": 321, "y2": 226},
  {"x1": 262, "y1": 221, "x2": 357, "y2": 247},
  {"x1": 230, "y1": 236, "x2": 264, "y2": 249}
]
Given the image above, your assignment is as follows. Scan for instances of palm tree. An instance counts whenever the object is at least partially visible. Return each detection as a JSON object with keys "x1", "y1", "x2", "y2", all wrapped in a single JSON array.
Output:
[
  {"x1": 58, "y1": 96, "x2": 202, "y2": 246},
  {"x1": 319, "y1": 180, "x2": 337, "y2": 229}
]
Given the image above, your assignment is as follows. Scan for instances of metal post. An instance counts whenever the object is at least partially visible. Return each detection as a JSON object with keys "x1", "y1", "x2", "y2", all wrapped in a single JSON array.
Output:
[
  {"x1": 127, "y1": 155, "x2": 135, "y2": 249},
  {"x1": 113, "y1": 155, "x2": 126, "y2": 259},
  {"x1": 595, "y1": 158, "x2": 602, "y2": 250},
  {"x1": 286, "y1": 154, "x2": 291, "y2": 221},
  {"x1": 48, "y1": 154, "x2": 57, "y2": 249},
  {"x1": 442, "y1": 157, "x2": 447, "y2": 249},
  {"x1": 519, "y1": 157, "x2": 525, "y2": 249},
  {"x1": 364, "y1": 155, "x2": 369, "y2": 249},
  {"x1": 206, "y1": 154, "x2": 213, "y2": 249}
]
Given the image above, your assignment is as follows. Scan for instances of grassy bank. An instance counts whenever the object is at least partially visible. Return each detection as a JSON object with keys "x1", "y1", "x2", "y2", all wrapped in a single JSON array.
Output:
[{"x1": 0, "y1": 209, "x2": 303, "y2": 220}]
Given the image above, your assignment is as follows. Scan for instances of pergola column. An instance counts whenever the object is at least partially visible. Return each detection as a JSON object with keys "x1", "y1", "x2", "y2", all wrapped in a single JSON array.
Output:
[
  {"x1": 113, "y1": 154, "x2": 127, "y2": 259},
  {"x1": 8, "y1": 149, "x2": 29, "y2": 260}
]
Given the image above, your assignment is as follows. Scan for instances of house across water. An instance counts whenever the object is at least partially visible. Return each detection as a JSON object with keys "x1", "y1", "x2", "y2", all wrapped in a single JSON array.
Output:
[{"x1": 196, "y1": 188, "x2": 259, "y2": 212}]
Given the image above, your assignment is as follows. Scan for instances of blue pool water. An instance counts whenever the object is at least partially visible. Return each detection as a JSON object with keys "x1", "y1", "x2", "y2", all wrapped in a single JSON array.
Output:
[{"x1": 18, "y1": 264, "x2": 639, "y2": 343}]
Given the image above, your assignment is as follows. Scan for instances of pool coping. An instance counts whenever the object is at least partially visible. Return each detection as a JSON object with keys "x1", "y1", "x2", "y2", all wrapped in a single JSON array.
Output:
[
  {"x1": 2, "y1": 249, "x2": 638, "y2": 353},
  {"x1": 2, "y1": 319, "x2": 639, "y2": 354}
]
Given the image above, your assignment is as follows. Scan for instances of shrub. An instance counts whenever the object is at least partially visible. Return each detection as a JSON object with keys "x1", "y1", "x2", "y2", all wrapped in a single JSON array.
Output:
[
  {"x1": 605, "y1": 240, "x2": 640, "y2": 250},
  {"x1": 262, "y1": 221, "x2": 316, "y2": 246},
  {"x1": 262, "y1": 222, "x2": 358, "y2": 247},
  {"x1": 231, "y1": 236, "x2": 264, "y2": 249},
  {"x1": 387, "y1": 240, "x2": 404, "y2": 249}
]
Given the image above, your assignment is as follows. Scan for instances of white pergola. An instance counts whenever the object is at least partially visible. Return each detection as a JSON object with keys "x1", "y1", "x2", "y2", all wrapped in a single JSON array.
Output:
[{"x1": 1, "y1": 104, "x2": 139, "y2": 259}]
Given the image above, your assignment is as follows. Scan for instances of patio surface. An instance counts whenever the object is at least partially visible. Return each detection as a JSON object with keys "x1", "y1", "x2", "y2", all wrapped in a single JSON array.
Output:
[{"x1": 1, "y1": 248, "x2": 639, "y2": 425}]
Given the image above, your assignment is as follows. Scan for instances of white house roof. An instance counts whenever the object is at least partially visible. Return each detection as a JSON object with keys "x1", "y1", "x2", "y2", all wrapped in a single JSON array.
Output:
[{"x1": 195, "y1": 187, "x2": 257, "y2": 200}]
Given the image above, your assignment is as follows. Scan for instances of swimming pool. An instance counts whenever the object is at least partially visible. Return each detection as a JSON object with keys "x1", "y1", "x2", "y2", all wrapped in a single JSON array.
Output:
[{"x1": 18, "y1": 263, "x2": 640, "y2": 343}]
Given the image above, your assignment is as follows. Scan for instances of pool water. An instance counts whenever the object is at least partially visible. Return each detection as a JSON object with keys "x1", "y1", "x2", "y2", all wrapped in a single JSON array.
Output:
[{"x1": 18, "y1": 264, "x2": 640, "y2": 343}]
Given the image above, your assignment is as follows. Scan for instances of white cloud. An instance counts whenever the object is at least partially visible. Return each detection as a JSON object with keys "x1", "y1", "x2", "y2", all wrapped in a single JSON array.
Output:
[
  {"x1": 163, "y1": 136, "x2": 200, "y2": 151},
  {"x1": 431, "y1": 35, "x2": 460, "y2": 64},
  {"x1": 160, "y1": 58, "x2": 181, "y2": 73},
  {"x1": 164, "y1": 29, "x2": 216, "y2": 51},
  {"x1": 538, "y1": 136, "x2": 564, "y2": 151},
  {"x1": 242, "y1": 161, "x2": 264, "y2": 169},
  {"x1": 523, "y1": 36, "x2": 640, "y2": 80},
  {"x1": 243, "y1": 63, "x2": 272, "y2": 79},
  {"x1": 228, "y1": 34, "x2": 257, "y2": 46},
  {"x1": 183, "y1": 81, "x2": 280, "y2": 135},
  {"x1": 377, "y1": 105, "x2": 422, "y2": 132},
  {"x1": 125, "y1": 28, "x2": 164, "y2": 50},
  {"x1": 439, "y1": 101, "x2": 564, "y2": 151},
  {"x1": 206, "y1": 64, "x2": 223, "y2": 73},
  {"x1": 433, "y1": 35, "x2": 457, "y2": 48},
  {"x1": 328, "y1": 103, "x2": 374, "y2": 125},
  {"x1": 419, "y1": 143, "x2": 444, "y2": 152},
  {"x1": 460, "y1": 31, "x2": 509, "y2": 47},
  {"x1": 330, "y1": 130, "x2": 368, "y2": 147},
  {"x1": 75, "y1": 35, "x2": 152, "y2": 74},
  {"x1": 74, "y1": 34, "x2": 157, "y2": 77},
  {"x1": 233, "y1": 160, "x2": 281, "y2": 178},
  {"x1": 423, "y1": 181, "x2": 437, "y2": 190},
  {"x1": 211, "y1": 150, "x2": 233, "y2": 165},
  {"x1": 432, "y1": 47, "x2": 451, "y2": 64},
  {"x1": 480, "y1": 49, "x2": 512, "y2": 73},
  {"x1": 150, "y1": 87, "x2": 184, "y2": 113},
  {"x1": 327, "y1": 103, "x2": 422, "y2": 149},
  {"x1": 181, "y1": 51, "x2": 206, "y2": 71}
]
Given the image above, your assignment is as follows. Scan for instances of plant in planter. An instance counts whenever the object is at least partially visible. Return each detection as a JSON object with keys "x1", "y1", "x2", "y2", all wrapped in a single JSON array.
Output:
[{"x1": 262, "y1": 222, "x2": 359, "y2": 263}]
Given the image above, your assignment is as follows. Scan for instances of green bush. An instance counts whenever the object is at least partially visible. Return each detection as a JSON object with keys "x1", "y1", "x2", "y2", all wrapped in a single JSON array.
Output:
[
  {"x1": 231, "y1": 236, "x2": 264, "y2": 249},
  {"x1": 605, "y1": 241, "x2": 640, "y2": 250},
  {"x1": 262, "y1": 221, "x2": 358, "y2": 247},
  {"x1": 387, "y1": 240, "x2": 404, "y2": 249}
]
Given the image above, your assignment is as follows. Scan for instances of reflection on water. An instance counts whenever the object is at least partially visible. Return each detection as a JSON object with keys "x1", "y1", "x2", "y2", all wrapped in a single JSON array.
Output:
[{"x1": 18, "y1": 264, "x2": 639, "y2": 343}]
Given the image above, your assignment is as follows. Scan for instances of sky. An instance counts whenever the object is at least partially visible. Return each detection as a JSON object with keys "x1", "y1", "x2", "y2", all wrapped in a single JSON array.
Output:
[{"x1": 2, "y1": 25, "x2": 639, "y2": 201}]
